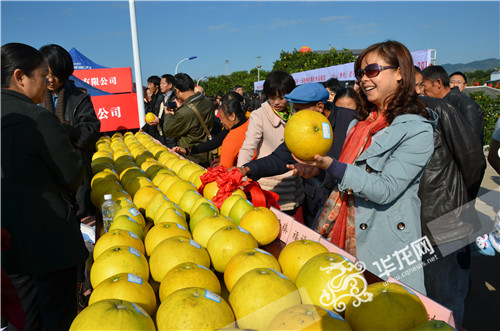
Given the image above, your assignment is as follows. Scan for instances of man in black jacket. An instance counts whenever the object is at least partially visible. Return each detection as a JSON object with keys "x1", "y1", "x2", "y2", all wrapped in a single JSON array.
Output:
[
  {"x1": 238, "y1": 83, "x2": 355, "y2": 227},
  {"x1": 417, "y1": 73, "x2": 486, "y2": 325},
  {"x1": 422, "y1": 65, "x2": 484, "y2": 145}
]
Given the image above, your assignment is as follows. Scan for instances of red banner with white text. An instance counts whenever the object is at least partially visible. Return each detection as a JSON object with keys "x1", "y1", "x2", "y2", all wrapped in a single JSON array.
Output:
[
  {"x1": 74, "y1": 67, "x2": 133, "y2": 94},
  {"x1": 91, "y1": 93, "x2": 140, "y2": 132}
]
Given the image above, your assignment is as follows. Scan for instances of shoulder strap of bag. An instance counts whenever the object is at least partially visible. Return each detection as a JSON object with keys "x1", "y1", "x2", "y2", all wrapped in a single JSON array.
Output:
[{"x1": 187, "y1": 102, "x2": 212, "y2": 140}]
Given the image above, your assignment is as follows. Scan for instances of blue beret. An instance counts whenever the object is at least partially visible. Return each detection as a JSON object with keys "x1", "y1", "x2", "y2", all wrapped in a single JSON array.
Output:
[{"x1": 284, "y1": 83, "x2": 329, "y2": 104}]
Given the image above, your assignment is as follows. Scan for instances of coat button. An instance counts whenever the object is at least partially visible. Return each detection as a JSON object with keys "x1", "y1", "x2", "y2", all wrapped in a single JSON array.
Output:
[
  {"x1": 360, "y1": 223, "x2": 368, "y2": 230},
  {"x1": 397, "y1": 222, "x2": 405, "y2": 230},
  {"x1": 366, "y1": 166, "x2": 373, "y2": 173},
  {"x1": 345, "y1": 188, "x2": 353, "y2": 195}
]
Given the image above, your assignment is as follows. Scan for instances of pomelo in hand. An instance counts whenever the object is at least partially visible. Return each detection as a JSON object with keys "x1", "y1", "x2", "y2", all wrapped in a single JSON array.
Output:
[
  {"x1": 278, "y1": 239, "x2": 328, "y2": 282},
  {"x1": 90, "y1": 245, "x2": 149, "y2": 288},
  {"x1": 228, "y1": 267, "x2": 301, "y2": 330},
  {"x1": 206, "y1": 225, "x2": 258, "y2": 272},
  {"x1": 70, "y1": 299, "x2": 155, "y2": 330},
  {"x1": 156, "y1": 287, "x2": 235, "y2": 331},
  {"x1": 149, "y1": 235, "x2": 210, "y2": 282},
  {"x1": 159, "y1": 262, "x2": 221, "y2": 302},
  {"x1": 239, "y1": 207, "x2": 280, "y2": 246},
  {"x1": 93, "y1": 229, "x2": 145, "y2": 260},
  {"x1": 295, "y1": 252, "x2": 368, "y2": 313},
  {"x1": 284, "y1": 110, "x2": 333, "y2": 160},
  {"x1": 89, "y1": 273, "x2": 156, "y2": 316},
  {"x1": 267, "y1": 304, "x2": 352, "y2": 330},
  {"x1": 224, "y1": 247, "x2": 281, "y2": 292},
  {"x1": 344, "y1": 282, "x2": 428, "y2": 330},
  {"x1": 145, "y1": 112, "x2": 156, "y2": 123}
]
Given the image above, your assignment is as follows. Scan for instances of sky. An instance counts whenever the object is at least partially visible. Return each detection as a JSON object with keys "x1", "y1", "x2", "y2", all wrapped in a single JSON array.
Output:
[{"x1": 2, "y1": 0, "x2": 499, "y2": 85}]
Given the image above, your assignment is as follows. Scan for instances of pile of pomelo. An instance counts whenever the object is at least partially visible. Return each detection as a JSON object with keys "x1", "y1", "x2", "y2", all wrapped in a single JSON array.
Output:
[{"x1": 71, "y1": 132, "x2": 454, "y2": 331}]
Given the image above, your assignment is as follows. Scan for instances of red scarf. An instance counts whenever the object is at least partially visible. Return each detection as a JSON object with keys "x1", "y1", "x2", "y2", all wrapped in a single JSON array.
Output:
[{"x1": 316, "y1": 110, "x2": 388, "y2": 254}]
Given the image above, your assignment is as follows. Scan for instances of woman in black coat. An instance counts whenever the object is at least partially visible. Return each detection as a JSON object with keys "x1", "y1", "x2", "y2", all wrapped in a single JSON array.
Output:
[{"x1": 1, "y1": 43, "x2": 89, "y2": 330}]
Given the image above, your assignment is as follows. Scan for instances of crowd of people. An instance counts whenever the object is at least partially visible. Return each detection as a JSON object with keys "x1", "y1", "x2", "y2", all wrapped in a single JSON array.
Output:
[{"x1": 1, "y1": 40, "x2": 498, "y2": 330}]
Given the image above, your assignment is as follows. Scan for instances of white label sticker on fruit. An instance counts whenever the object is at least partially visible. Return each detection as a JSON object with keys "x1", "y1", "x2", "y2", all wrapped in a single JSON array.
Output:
[
  {"x1": 175, "y1": 223, "x2": 187, "y2": 230},
  {"x1": 196, "y1": 264, "x2": 210, "y2": 271},
  {"x1": 129, "y1": 247, "x2": 141, "y2": 257},
  {"x1": 174, "y1": 209, "x2": 182, "y2": 218},
  {"x1": 129, "y1": 208, "x2": 141, "y2": 216},
  {"x1": 127, "y1": 273, "x2": 143, "y2": 285},
  {"x1": 322, "y1": 122, "x2": 331, "y2": 139},
  {"x1": 204, "y1": 289, "x2": 221, "y2": 303},
  {"x1": 255, "y1": 248, "x2": 272, "y2": 256},
  {"x1": 238, "y1": 226, "x2": 250, "y2": 235},
  {"x1": 131, "y1": 302, "x2": 147, "y2": 317},
  {"x1": 270, "y1": 268, "x2": 288, "y2": 279},
  {"x1": 127, "y1": 231, "x2": 139, "y2": 240},
  {"x1": 320, "y1": 307, "x2": 343, "y2": 321},
  {"x1": 126, "y1": 215, "x2": 137, "y2": 224},
  {"x1": 189, "y1": 239, "x2": 201, "y2": 249}
]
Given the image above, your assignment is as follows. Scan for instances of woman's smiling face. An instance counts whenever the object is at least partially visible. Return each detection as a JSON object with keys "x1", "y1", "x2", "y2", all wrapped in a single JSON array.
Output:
[{"x1": 359, "y1": 51, "x2": 401, "y2": 111}]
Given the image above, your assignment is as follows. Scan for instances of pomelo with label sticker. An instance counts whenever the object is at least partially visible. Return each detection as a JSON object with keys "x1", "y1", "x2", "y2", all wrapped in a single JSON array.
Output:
[
  {"x1": 133, "y1": 186, "x2": 162, "y2": 215},
  {"x1": 224, "y1": 247, "x2": 281, "y2": 292},
  {"x1": 228, "y1": 198, "x2": 254, "y2": 225},
  {"x1": 90, "y1": 245, "x2": 149, "y2": 288},
  {"x1": 165, "y1": 180, "x2": 197, "y2": 204},
  {"x1": 149, "y1": 235, "x2": 210, "y2": 282},
  {"x1": 220, "y1": 195, "x2": 244, "y2": 217},
  {"x1": 156, "y1": 287, "x2": 235, "y2": 331},
  {"x1": 344, "y1": 282, "x2": 428, "y2": 330},
  {"x1": 70, "y1": 299, "x2": 156, "y2": 330},
  {"x1": 267, "y1": 304, "x2": 352, "y2": 330},
  {"x1": 159, "y1": 262, "x2": 221, "y2": 302},
  {"x1": 206, "y1": 225, "x2": 258, "y2": 272},
  {"x1": 189, "y1": 202, "x2": 219, "y2": 232},
  {"x1": 109, "y1": 215, "x2": 145, "y2": 241},
  {"x1": 89, "y1": 273, "x2": 156, "y2": 316},
  {"x1": 229, "y1": 267, "x2": 301, "y2": 330},
  {"x1": 144, "y1": 222, "x2": 192, "y2": 256},
  {"x1": 278, "y1": 239, "x2": 328, "y2": 282},
  {"x1": 93, "y1": 229, "x2": 145, "y2": 260},
  {"x1": 284, "y1": 110, "x2": 333, "y2": 160},
  {"x1": 192, "y1": 214, "x2": 234, "y2": 248},
  {"x1": 155, "y1": 207, "x2": 188, "y2": 228},
  {"x1": 239, "y1": 207, "x2": 280, "y2": 246},
  {"x1": 114, "y1": 206, "x2": 146, "y2": 229},
  {"x1": 295, "y1": 252, "x2": 368, "y2": 314}
]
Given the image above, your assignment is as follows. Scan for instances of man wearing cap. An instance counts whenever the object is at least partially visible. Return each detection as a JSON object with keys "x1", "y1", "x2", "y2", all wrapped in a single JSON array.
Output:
[{"x1": 238, "y1": 83, "x2": 355, "y2": 227}]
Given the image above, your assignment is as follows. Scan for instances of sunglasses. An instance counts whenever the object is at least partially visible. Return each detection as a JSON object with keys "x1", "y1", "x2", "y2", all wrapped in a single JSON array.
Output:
[{"x1": 356, "y1": 63, "x2": 398, "y2": 80}]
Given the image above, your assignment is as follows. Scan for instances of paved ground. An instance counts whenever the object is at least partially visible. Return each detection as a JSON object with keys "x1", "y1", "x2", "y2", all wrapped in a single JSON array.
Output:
[{"x1": 462, "y1": 154, "x2": 499, "y2": 331}]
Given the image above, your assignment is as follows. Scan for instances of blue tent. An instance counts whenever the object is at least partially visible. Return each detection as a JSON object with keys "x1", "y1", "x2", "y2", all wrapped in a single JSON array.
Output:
[
  {"x1": 69, "y1": 75, "x2": 111, "y2": 96},
  {"x1": 69, "y1": 47, "x2": 108, "y2": 70}
]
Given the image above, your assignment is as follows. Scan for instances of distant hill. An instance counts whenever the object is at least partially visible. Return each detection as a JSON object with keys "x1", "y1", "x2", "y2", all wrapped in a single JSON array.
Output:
[{"x1": 441, "y1": 58, "x2": 500, "y2": 74}]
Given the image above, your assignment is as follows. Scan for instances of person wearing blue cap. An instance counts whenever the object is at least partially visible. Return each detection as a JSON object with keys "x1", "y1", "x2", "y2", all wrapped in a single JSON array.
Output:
[{"x1": 237, "y1": 82, "x2": 355, "y2": 227}]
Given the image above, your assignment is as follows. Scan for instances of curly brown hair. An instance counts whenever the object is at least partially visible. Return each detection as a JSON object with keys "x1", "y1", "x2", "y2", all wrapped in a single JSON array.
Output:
[{"x1": 354, "y1": 40, "x2": 428, "y2": 124}]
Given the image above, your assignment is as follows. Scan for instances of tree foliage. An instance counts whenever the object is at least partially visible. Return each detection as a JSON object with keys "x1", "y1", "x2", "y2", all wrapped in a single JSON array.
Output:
[
  {"x1": 465, "y1": 69, "x2": 496, "y2": 86},
  {"x1": 272, "y1": 48, "x2": 356, "y2": 73},
  {"x1": 201, "y1": 69, "x2": 270, "y2": 97},
  {"x1": 469, "y1": 92, "x2": 500, "y2": 145}
]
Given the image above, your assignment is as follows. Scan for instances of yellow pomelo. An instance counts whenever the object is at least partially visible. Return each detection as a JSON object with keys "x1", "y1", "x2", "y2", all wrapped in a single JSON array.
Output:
[
  {"x1": 190, "y1": 197, "x2": 219, "y2": 216},
  {"x1": 119, "y1": 167, "x2": 146, "y2": 187},
  {"x1": 89, "y1": 273, "x2": 156, "y2": 317},
  {"x1": 114, "y1": 160, "x2": 137, "y2": 175},
  {"x1": 144, "y1": 222, "x2": 191, "y2": 256},
  {"x1": 295, "y1": 252, "x2": 367, "y2": 313},
  {"x1": 409, "y1": 320, "x2": 456, "y2": 330},
  {"x1": 92, "y1": 150, "x2": 113, "y2": 160},
  {"x1": 192, "y1": 215, "x2": 234, "y2": 247},
  {"x1": 284, "y1": 110, "x2": 333, "y2": 160},
  {"x1": 158, "y1": 262, "x2": 221, "y2": 302},
  {"x1": 239, "y1": 207, "x2": 280, "y2": 246},
  {"x1": 224, "y1": 247, "x2": 281, "y2": 292},
  {"x1": 133, "y1": 186, "x2": 162, "y2": 214},
  {"x1": 177, "y1": 162, "x2": 205, "y2": 181},
  {"x1": 70, "y1": 299, "x2": 156, "y2": 330},
  {"x1": 188, "y1": 169, "x2": 207, "y2": 189},
  {"x1": 115, "y1": 196, "x2": 135, "y2": 210},
  {"x1": 124, "y1": 176, "x2": 155, "y2": 198},
  {"x1": 134, "y1": 152, "x2": 156, "y2": 167},
  {"x1": 151, "y1": 171, "x2": 173, "y2": 187},
  {"x1": 169, "y1": 158, "x2": 193, "y2": 174},
  {"x1": 114, "y1": 206, "x2": 146, "y2": 229},
  {"x1": 177, "y1": 189, "x2": 204, "y2": 216},
  {"x1": 156, "y1": 287, "x2": 235, "y2": 331},
  {"x1": 267, "y1": 304, "x2": 352, "y2": 331},
  {"x1": 220, "y1": 195, "x2": 243, "y2": 217},
  {"x1": 93, "y1": 228, "x2": 145, "y2": 261},
  {"x1": 145, "y1": 112, "x2": 156, "y2": 123},
  {"x1": 144, "y1": 192, "x2": 170, "y2": 222},
  {"x1": 145, "y1": 164, "x2": 168, "y2": 179},
  {"x1": 91, "y1": 157, "x2": 115, "y2": 174},
  {"x1": 228, "y1": 268, "x2": 301, "y2": 330},
  {"x1": 113, "y1": 152, "x2": 133, "y2": 164},
  {"x1": 109, "y1": 215, "x2": 145, "y2": 241},
  {"x1": 157, "y1": 173, "x2": 182, "y2": 195},
  {"x1": 344, "y1": 282, "x2": 428, "y2": 330},
  {"x1": 231, "y1": 189, "x2": 246, "y2": 198},
  {"x1": 90, "y1": 245, "x2": 149, "y2": 288},
  {"x1": 278, "y1": 239, "x2": 328, "y2": 283},
  {"x1": 149, "y1": 236, "x2": 210, "y2": 282},
  {"x1": 157, "y1": 151, "x2": 179, "y2": 165},
  {"x1": 91, "y1": 169, "x2": 119, "y2": 189},
  {"x1": 228, "y1": 198, "x2": 254, "y2": 225},
  {"x1": 90, "y1": 179, "x2": 123, "y2": 207},
  {"x1": 165, "y1": 180, "x2": 197, "y2": 204},
  {"x1": 203, "y1": 181, "x2": 219, "y2": 200},
  {"x1": 155, "y1": 207, "x2": 188, "y2": 228},
  {"x1": 206, "y1": 225, "x2": 258, "y2": 273},
  {"x1": 189, "y1": 202, "x2": 219, "y2": 232},
  {"x1": 140, "y1": 160, "x2": 160, "y2": 173},
  {"x1": 152, "y1": 198, "x2": 184, "y2": 224}
]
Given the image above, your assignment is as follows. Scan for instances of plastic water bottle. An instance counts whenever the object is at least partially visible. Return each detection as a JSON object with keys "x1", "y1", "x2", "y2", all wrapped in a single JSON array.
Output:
[{"x1": 101, "y1": 194, "x2": 117, "y2": 233}]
